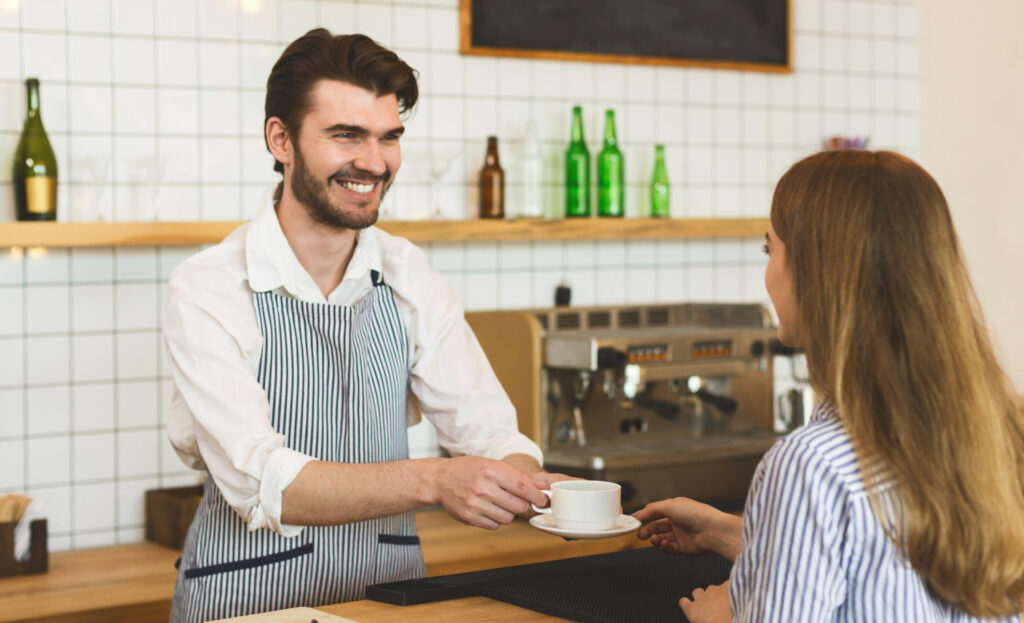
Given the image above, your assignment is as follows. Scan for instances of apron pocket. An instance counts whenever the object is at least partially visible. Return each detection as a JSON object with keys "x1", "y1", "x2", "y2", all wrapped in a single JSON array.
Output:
[
  {"x1": 183, "y1": 542, "x2": 314, "y2": 579},
  {"x1": 378, "y1": 534, "x2": 420, "y2": 546},
  {"x1": 374, "y1": 533, "x2": 422, "y2": 584}
]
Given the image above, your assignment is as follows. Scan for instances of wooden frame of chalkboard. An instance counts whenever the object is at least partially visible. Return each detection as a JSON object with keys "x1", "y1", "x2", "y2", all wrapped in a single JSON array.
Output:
[{"x1": 459, "y1": 0, "x2": 792, "y2": 74}]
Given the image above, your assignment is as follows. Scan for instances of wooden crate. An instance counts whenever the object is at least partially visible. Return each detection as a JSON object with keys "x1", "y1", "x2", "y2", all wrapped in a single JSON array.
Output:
[
  {"x1": 145, "y1": 486, "x2": 203, "y2": 550},
  {"x1": 0, "y1": 519, "x2": 48, "y2": 577}
]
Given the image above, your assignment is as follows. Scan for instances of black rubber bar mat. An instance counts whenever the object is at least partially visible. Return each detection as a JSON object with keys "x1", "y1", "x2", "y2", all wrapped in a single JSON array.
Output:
[
  {"x1": 366, "y1": 546, "x2": 732, "y2": 622},
  {"x1": 483, "y1": 550, "x2": 732, "y2": 622}
]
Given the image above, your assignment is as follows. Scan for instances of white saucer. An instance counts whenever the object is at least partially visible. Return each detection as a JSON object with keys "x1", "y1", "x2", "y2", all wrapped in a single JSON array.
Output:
[{"x1": 529, "y1": 513, "x2": 641, "y2": 539}]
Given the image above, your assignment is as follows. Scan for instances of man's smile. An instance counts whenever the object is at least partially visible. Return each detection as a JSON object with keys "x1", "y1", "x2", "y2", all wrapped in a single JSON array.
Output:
[{"x1": 334, "y1": 178, "x2": 377, "y2": 196}]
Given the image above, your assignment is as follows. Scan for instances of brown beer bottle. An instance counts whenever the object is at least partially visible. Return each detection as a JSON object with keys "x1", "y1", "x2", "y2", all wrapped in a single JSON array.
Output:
[{"x1": 478, "y1": 136, "x2": 504, "y2": 219}]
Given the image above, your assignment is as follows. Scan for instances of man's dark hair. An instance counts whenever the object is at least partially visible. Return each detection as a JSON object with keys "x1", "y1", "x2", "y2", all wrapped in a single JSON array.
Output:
[{"x1": 264, "y1": 29, "x2": 419, "y2": 174}]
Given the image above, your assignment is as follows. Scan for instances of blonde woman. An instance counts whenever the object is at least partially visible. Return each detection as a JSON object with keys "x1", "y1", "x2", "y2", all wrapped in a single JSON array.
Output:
[{"x1": 634, "y1": 150, "x2": 1024, "y2": 622}]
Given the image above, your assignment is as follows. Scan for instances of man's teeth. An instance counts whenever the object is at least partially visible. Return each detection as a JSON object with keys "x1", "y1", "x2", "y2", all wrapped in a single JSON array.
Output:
[{"x1": 339, "y1": 180, "x2": 374, "y2": 193}]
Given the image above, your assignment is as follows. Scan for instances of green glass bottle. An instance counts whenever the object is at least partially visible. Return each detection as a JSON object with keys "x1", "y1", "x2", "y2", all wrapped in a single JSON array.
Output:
[
  {"x1": 564, "y1": 106, "x2": 590, "y2": 218},
  {"x1": 650, "y1": 144, "x2": 670, "y2": 218},
  {"x1": 597, "y1": 109, "x2": 623, "y2": 217},
  {"x1": 13, "y1": 78, "x2": 58, "y2": 221}
]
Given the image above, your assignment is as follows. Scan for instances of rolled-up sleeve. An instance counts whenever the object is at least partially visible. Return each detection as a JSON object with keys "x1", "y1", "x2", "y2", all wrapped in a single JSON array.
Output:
[
  {"x1": 395, "y1": 245, "x2": 543, "y2": 466},
  {"x1": 729, "y1": 437, "x2": 848, "y2": 621},
  {"x1": 163, "y1": 266, "x2": 314, "y2": 536}
]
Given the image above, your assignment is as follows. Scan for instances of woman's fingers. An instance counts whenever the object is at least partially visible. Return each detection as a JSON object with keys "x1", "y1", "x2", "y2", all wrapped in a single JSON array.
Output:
[
  {"x1": 631, "y1": 499, "x2": 671, "y2": 523},
  {"x1": 636, "y1": 517, "x2": 673, "y2": 540}
]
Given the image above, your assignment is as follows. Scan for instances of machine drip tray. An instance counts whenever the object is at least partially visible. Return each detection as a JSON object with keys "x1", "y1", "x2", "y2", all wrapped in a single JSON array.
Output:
[
  {"x1": 543, "y1": 431, "x2": 780, "y2": 512},
  {"x1": 544, "y1": 430, "x2": 780, "y2": 470}
]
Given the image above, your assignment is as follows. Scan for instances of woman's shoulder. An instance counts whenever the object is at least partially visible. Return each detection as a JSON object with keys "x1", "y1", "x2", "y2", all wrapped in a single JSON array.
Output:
[{"x1": 764, "y1": 407, "x2": 867, "y2": 495}]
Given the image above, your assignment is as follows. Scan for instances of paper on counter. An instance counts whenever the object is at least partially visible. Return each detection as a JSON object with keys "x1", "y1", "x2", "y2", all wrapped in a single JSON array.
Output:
[
  {"x1": 211, "y1": 606, "x2": 358, "y2": 622},
  {"x1": 14, "y1": 499, "x2": 46, "y2": 562}
]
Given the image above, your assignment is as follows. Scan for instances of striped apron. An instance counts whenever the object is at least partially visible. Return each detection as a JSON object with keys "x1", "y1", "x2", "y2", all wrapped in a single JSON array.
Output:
[{"x1": 170, "y1": 271, "x2": 425, "y2": 623}]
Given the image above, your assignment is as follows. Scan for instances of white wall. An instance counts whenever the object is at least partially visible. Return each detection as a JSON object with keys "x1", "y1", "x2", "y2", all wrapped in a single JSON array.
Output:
[
  {"x1": 0, "y1": 0, "x2": 918, "y2": 551},
  {"x1": 918, "y1": 0, "x2": 1024, "y2": 392}
]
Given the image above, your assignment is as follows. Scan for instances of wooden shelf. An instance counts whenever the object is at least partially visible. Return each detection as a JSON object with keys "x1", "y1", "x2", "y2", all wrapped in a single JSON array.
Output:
[
  {"x1": 0, "y1": 217, "x2": 769, "y2": 248},
  {"x1": 0, "y1": 221, "x2": 240, "y2": 248}
]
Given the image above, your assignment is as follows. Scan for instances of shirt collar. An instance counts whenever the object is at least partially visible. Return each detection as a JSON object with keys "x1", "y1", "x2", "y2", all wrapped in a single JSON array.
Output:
[
  {"x1": 809, "y1": 401, "x2": 839, "y2": 424},
  {"x1": 245, "y1": 192, "x2": 383, "y2": 302}
]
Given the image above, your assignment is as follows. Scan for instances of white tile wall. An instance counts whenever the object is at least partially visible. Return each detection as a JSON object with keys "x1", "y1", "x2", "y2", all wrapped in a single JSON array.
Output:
[{"x1": 0, "y1": 0, "x2": 918, "y2": 550}]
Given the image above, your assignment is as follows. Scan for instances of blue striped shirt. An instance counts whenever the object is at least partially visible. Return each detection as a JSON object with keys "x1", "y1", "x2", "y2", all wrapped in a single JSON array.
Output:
[{"x1": 729, "y1": 403, "x2": 1019, "y2": 622}]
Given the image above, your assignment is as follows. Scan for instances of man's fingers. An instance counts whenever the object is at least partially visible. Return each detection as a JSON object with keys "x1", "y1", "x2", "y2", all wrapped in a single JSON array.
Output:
[
  {"x1": 472, "y1": 516, "x2": 500, "y2": 530},
  {"x1": 461, "y1": 497, "x2": 515, "y2": 528},
  {"x1": 490, "y1": 486, "x2": 535, "y2": 517},
  {"x1": 491, "y1": 466, "x2": 548, "y2": 507}
]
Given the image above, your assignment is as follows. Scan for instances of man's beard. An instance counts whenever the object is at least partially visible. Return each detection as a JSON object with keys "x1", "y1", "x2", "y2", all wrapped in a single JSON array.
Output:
[{"x1": 290, "y1": 144, "x2": 392, "y2": 230}]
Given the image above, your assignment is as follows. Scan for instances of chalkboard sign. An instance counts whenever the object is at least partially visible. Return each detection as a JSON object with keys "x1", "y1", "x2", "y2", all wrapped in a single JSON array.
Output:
[{"x1": 459, "y1": 0, "x2": 791, "y2": 73}]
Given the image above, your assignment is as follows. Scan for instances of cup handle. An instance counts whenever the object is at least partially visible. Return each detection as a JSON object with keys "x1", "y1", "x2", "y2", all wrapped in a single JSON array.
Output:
[{"x1": 531, "y1": 490, "x2": 553, "y2": 514}]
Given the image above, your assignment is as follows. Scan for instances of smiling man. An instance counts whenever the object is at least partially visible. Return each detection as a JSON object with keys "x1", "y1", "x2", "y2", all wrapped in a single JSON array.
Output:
[{"x1": 162, "y1": 30, "x2": 564, "y2": 623}]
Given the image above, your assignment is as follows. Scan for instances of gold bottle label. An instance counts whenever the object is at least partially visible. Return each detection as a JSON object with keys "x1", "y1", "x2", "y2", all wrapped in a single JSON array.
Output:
[{"x1": 25, "y1": 176, "x2": 56, "y2": 214}]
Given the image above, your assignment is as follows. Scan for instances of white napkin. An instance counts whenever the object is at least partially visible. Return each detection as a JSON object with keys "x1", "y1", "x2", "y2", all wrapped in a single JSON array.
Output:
[{"x1": 14, "y1": 499, "x2": 46, "y2": 562}]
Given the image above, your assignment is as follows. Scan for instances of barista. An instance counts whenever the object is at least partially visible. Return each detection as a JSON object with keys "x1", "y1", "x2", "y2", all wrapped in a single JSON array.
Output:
[{"x1": 163, "y1": 30, "x2": 566, "y2": 622}]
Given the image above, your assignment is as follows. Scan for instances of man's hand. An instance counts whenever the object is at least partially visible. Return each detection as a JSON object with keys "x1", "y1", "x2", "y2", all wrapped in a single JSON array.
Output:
[
  {"x1": 529, "y1": 470, "x2": 577, "y2": 489},
  {"x1": 679, "y1": 581, "x2": 731, "y2": 623},
  {"x1": 633, "y1": 497, "x2": 743, "y2": 561},
  {"x1": 432, "y1": 456, "x2": 548, "y2": 529},
  {"x1": 500, "y1": 454, "x2": 577, "y2": 515}
]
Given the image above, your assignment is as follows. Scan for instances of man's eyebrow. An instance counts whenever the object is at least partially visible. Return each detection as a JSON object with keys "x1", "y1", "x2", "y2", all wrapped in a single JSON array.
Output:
[
  {"x1": 323, "y1": 124, "x2": 405, "y2": 137},
  {"x1": 324, "y1": 124, "x2": 369, "y2": 135},
  {"x1": 764, "y1": 231, "x2": 771, "y2": 243}
]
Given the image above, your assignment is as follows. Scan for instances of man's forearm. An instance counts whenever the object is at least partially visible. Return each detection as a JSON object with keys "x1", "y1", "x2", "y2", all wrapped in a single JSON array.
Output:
[{"x1": 280, "y1": 458, "x2": 442, "y2": 526}]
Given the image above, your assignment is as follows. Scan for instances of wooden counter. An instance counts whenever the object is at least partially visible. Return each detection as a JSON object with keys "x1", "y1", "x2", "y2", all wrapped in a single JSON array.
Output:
[{"x1": 0, "y1": 509, "x2": 648, "y2": 623}]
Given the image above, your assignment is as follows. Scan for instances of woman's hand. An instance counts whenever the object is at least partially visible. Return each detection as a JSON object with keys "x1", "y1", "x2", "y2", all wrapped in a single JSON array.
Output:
[
  {"x1": 632, "y1": 497, "x2": 743, "y2": 561},
  {"x1": 680, "y1": 581, "x2": 732, "y2": 623}
]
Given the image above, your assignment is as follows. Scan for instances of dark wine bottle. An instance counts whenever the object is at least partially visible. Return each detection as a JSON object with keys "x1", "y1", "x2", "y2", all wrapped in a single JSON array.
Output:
[{"x1": 13, "y1": 78, "x2": 58, "y2": 221}]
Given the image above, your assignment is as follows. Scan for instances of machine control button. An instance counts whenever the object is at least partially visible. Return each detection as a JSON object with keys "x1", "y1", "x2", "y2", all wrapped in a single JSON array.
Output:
[
  {"x1": 692, "y1": 339, "x2": 734, "y2": 359},
  {"x1": 626, "y1": 343, "x2": 669, "y2": 363}
]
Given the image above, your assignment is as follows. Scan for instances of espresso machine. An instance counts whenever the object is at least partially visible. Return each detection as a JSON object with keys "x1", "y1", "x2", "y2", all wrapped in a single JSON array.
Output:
[{"x1": 467, "y1": 303, "x2": 781, "y2": 512}]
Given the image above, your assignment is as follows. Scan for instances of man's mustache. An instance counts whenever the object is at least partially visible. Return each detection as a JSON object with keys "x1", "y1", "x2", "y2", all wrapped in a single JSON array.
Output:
[{"x1": 329, "y1": 168, "x2": 391, "y2": 186}]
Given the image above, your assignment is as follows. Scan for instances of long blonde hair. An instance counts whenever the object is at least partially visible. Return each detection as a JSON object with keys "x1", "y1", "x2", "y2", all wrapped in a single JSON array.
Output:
[{"x1": 771, "y1": 150, "x2": 1024, "y2": 617}]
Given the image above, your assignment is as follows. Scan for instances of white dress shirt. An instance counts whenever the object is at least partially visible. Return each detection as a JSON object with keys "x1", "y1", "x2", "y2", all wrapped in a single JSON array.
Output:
[{"x1": 163, "y1": 196, "x2": 543, "y2": 537}]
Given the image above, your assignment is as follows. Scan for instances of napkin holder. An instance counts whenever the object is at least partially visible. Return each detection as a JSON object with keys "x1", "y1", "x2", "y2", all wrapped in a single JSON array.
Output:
[
  {"x1": 0, "y1": 519, "x2": 48, "y2": 577},
  {"x1": 145, "y1": 486, "x2": 203, "y2": 550}
]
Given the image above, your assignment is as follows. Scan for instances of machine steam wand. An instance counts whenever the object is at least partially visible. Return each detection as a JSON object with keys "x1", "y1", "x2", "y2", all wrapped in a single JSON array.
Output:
[{"x1": 572, "y1": 371, "x2": 591, "y2": 447}]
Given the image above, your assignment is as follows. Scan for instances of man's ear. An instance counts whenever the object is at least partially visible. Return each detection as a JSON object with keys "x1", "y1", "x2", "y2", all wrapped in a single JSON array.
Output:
[{"x1": 266, "y1": 117, "x2": 292, "y2": 168}]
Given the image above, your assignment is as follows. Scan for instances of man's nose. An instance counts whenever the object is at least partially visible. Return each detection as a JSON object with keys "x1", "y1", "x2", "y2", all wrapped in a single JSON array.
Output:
[{"x1": 353, "y1": 140, "x2": 387, "y2": 177}]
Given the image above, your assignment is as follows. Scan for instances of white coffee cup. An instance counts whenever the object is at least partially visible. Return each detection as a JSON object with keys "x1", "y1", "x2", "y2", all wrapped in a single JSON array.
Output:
[{"x1": 531, "y1": 480, "x2": 621, "y2": 531}]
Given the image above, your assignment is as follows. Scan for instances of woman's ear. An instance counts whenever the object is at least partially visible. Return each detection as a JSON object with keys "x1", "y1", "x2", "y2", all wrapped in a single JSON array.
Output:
[{"x1": 265, "y1": 117, "x2": 292, "y2": 168}]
